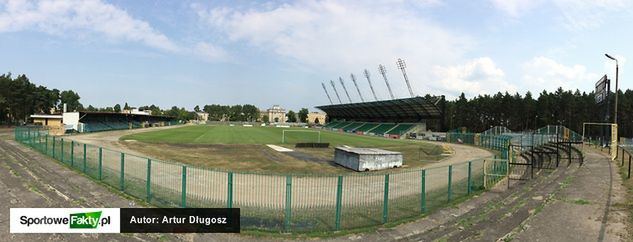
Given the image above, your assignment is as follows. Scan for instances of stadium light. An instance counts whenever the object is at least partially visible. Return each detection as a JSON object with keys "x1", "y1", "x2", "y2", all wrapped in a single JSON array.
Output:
[{"x1": 605, "y1": 53, "x2": 619, "y2": 125}]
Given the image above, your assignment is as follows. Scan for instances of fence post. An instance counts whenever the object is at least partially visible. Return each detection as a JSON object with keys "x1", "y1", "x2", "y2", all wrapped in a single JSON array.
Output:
[
  {"x1": 467, "y1": 161, "x2": 472, "y2": 195},
  {"x1": 70, "y1": 140, "x2": 74, "y2": 167},
  {"x1": 335, "y1": 176, "x2": 343, "y2": 230},
  {"x1": 227, "y1": 172, "x2": 233, "y2": 208},
  {"x1": 622, "y1": 147, "x2": 625, "y2": 166},
  {"x1": 284, "y1": 175, "x2": 292, "y2": 232},
  {"x1": 120, "y1": 153, "x2": 125, "y2": 191},
  {"x1": 52, "y1": 136, "x2": 56, "y2": 159},
  {"x1": 383, "y1": 174, "x2": 389, "y2": 224},
  {"x1": 147, "y1": 159, "x2": 152, "y2": 202},
  {"x1": 61, "y1": 138, "x2": 64, "y2": 163},
  {"x1": 98, "y1": 147, "x2": 103, "y2": 180},
  {"x1": 627, "y1": 154, "x2": 631, "y2": 179},
  {"x1": 83, "y1": 144, "x2": 87, "y2": 173},
  {"x1": 448, "y1": 165, "x2": 453, "y2": 202},
  {"x1": 181, "y1": 166, "x2": 187, "y2": 208},
  {"x1": 45, "y1": 135, "x2": 48, "y2": 155},
  {"x1": 421, "y1": 170, "x2": 426, "y2": 213}
]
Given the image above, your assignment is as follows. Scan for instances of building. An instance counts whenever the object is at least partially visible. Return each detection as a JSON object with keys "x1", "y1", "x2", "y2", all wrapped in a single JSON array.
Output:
[
  {"x1": 267, "y1": 105, "x2": 287, "y2": 123},
  {"x1": 30, "y1": 114, "x2": 64, "y2": 135},
  {"x1": 195, "y1": 112, "x2": 209, "y2": 122},
  {"x1": 307, "y1": 112, "x2": 327, "y2": 125},
  {"x1": 121, "y1": 108, "x2": 152, "y2": 116}
]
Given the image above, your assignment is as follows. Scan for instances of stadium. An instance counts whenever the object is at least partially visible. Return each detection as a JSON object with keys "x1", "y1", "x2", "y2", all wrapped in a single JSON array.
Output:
[
  {"x1": 2, "y1": 1, "x2": 631, "y2": 240},
  {"x1": 14, "y1": 88, "x2": 529, "y2": 234}
]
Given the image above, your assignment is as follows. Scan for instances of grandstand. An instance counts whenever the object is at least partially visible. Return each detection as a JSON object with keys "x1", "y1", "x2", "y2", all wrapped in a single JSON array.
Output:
[
  {"x1": 58, "y1": 111, "x2": 177, "y2": 133},
  {"x1": 317, "y1": 96, "x2": 444, "y2": 139}
]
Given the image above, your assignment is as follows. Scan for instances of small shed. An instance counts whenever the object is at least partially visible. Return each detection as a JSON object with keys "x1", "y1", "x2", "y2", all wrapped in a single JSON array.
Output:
[{"x1": 334, "y1": 146, "x2": 403, "y2": 171}]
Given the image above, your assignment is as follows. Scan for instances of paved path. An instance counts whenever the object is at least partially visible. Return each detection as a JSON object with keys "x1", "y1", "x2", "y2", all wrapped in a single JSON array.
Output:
[
  {"x1": 325, "y1": 147, "x2": 629, "y2": 242},
  {"x1": 511, "y1": 148, "x2": 629, "y2": 242}
]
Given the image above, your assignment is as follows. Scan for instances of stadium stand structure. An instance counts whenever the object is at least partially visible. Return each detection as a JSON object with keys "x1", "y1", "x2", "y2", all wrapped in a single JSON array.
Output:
[
  {"x1": 71, "y1": 111, "x2": 177, "y2": 133},
  {"x1": 317, "y1": 96, "x2": 444, "y2": 139}
]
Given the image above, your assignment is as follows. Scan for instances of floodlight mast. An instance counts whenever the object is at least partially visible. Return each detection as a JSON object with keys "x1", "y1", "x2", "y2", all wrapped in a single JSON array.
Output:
[
  {"x1": 330, "y1": 80, "x2": 343, "y2": 104},
  {"x1": 339, "y1": 77, "x2": 353, "y2": 103},
  {"x1": 364, "y1": 69, "x2": 379, "y2": 101},
  {"x1": 350, "y1": 73, "x2": 364, "y2": 102},
  {"x1": 378, "y1": 64, "x2": 395, "y2": 99},
  {"x1": 321, "y1": 82, "x2": 333, "y2": 104},
  {"x1": 605, "y1": 53, "x2": 619, "y2": 125},
  {"x1": 397, "y1": 58, "x2": 415, "y2": 97}
]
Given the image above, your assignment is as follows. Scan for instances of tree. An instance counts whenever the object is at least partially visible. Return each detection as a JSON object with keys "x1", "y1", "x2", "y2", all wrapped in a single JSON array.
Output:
[
  {"x1": 286, "y1": 110, "x2": 297, "y2": 123},
  {"x1": 194, "y1": 105, "x2": 200, "y2": 112},
  {"x1": 113, "y1": 104, "x2": 121, "y2": 113},
  {"x1": 242, "y1": 104, "x2": 259, "y2": 122},
  {"x1": 298, "y1": 108, "x2": 309, "y2": 123},
  {"x1": 124, "y1": 102, "x2": 130, "y2": 110},
  {"x1": 59, "y1": 90, "x2": 82, "y2": 112},
  {"x1": 262, "y1": 115, "x2": 269, "y2": 123}
]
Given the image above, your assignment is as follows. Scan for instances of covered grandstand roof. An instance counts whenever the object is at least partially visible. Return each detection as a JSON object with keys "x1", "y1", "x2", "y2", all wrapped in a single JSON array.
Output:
[
  {"x1": 77, "y1": 111, "x2": 176, "y2": 123},
  {"x1": 316, "y1": 96, "x2": 444, "y2": 123}
]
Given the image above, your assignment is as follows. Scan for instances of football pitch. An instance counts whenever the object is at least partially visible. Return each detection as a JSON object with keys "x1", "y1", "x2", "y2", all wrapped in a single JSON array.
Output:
[{"x1": 120, "y1": 125, "x2": 450, "y2": 174}]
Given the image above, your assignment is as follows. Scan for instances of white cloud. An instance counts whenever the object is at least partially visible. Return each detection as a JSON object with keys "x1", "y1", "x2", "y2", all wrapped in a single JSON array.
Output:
[
  {"x1": 490, "y1": 0, "x2": 544, "y2": 17},
  {"x1": 489, "y1": 0, "x2": 632, "y2": 30},
  {"x1": 431, "y1": 57, "x2": 516, "y2": 97},
  {"x1": 193, "y1": 42, "x2": 229, "y2": 62},
  {"x1": 554, "y1": 0, "x2": 632, "y2": 31},
  {"x1": 193, "y1": 0, "x2": 472, "y2": 98},
  {"x1": 0, "y1": 0, "x2": 179, "y2": 51},
  {"x1": 521, "y1": 56, "x2": 599, "y2": 92}
]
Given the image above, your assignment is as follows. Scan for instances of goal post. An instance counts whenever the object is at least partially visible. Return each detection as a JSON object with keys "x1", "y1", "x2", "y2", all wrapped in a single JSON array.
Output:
[
  {"x1": 282, "y1": 130, "x2": 321, "y2": 143},
  {"x1": 582, "y1": 122, "x2": 618, "y2": 160}
]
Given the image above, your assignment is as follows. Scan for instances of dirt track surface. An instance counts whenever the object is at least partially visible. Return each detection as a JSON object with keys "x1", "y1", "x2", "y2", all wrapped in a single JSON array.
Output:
[
  {"x1": 64, "y1": 126, "x2": 493, "y2": 169},
  {"x1": 63, "y1": 127, "x2": 494, "y2": 209}
]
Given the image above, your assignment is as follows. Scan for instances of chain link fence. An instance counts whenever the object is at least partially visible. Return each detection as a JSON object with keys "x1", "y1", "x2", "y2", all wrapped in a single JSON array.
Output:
[{"x1": 15, "y1": 126, "x2": 507, "y2": 233}]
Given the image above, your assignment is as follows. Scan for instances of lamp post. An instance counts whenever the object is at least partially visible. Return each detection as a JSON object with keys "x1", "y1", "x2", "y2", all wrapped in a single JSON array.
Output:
[{"x1": 605, "y1": 53, "x2": 619, "y2": 124}]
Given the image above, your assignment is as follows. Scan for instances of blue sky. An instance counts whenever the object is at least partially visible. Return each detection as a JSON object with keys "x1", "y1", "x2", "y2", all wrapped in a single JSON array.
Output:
[{"x1": 1, "y1": 0, "x2": 632, "y2": 112}]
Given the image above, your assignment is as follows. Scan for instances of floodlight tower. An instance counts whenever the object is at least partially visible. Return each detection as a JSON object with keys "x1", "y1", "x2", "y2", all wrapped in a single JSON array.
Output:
[
  {"x1": 350, "y1": 73, "x2": 365, "y2": 102},
  {"x1": 605, "y1": 53, "x2": 619, "y2": 125},
  {"x1": 397, "y1": 58, "x2": 415, "y2": 97},
  {"x1": 321, "y1": 82, "x2": 333, "y2": 104},
  {"x1": 364, "y1": 69, "x2": 379, "y2": 101},
  {"x1": 330, "y1": 80, "x2": 343, "y2": 104},
  {"x1": 339, "y1": 77, "x2": 353, "y2": 103},
  {"x1": 378, "y1": 64, "x2": 395, "y2": 99}
]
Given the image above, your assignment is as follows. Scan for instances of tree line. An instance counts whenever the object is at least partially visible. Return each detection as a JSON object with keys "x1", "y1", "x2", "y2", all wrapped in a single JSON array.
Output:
[
  {"x1": 0, "y1": 73, "x2": 200, "y2": 123},
  {"x1": 442, "y1": 88, "x2": 633, "y2": 137},
  {"x1": 0, "y1": 73, "x2": 81, "y2": 124}
]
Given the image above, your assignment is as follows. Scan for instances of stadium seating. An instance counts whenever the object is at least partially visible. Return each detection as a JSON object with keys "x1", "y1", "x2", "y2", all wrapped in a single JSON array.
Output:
[
  {"x1": 343, "y1": 122, "x2": 366, "y2": 132},
  {"x1": 354, "y1": 123, "x2": 381, "y2": 132},
  {"x1": 323, "y1": 121, "x2": 417, "y2": 138},
  {"x1": 323, "y1": 121, "x2": 341, "y2": 128},
  {"x1": 331, "y1": 121, "x2": 353, "y2": 129},
  {"x1": 387, "y1": 123, "x2": 415, "y2": 135},
  {"x1": 368, "y1": 123, "x2": 397, "y2": 135}
]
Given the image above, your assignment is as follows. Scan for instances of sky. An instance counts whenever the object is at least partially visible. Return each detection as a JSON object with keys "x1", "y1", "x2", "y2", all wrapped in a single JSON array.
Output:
[{"x1": 1, "y1": 0, "x2": 632, "y2": 112}]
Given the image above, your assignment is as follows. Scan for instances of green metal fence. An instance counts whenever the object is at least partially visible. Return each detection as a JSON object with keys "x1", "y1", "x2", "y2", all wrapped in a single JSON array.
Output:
[{"x1": 14, "y1": 126, "x2": 507, "y2": 233}]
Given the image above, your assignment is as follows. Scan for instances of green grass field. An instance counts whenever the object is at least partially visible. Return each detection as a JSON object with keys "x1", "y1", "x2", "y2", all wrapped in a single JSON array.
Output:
[{"x1": 120, "y1": 125, "x2": 450, "y2": 174}]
